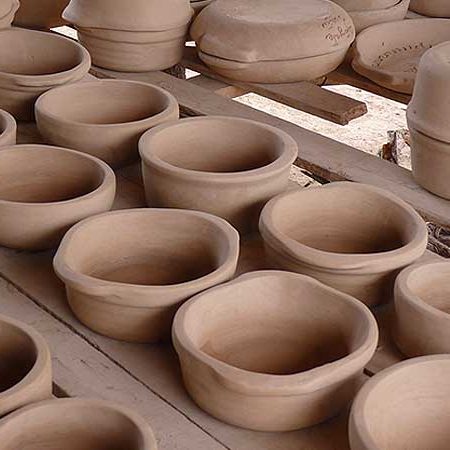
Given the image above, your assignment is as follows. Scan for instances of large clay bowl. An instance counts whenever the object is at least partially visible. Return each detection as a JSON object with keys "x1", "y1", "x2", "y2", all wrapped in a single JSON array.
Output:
[
  {"x1": 259, "y1": 182, "x2": 428, "y2": 306},
  {"x1": 0, "y1": 109, "x2": 16, "y2": 147},
  {"x1": 173, "y1": 270, "x2": 378, "y2": 432},
  {"x1": 349, "y1": 355, "x2": 450, "y2": 450},
  {"x1": 35, "y1": 80, "x2": 179, "y2": 168},
  {"x1": 54, "y1": 208, "x2": 239, "y2": 343},
  {"x1": 410, "y1": 0, "x2": 450, "y2": 17},
  {"x1": 0, "y1": 28, "x2": 90, "y2": 120},
  {"x1": 0, "y1": 0, "x2": 19, "y2": 28},
  {"x1": 0, "y1": 314, "x2": 52, "y2": 417},
  {"x1": 0, "y1": 145, "x2": 115, "y2": 250},
  {"x1": 139, "y1": 116, "x2": 297, "y2": 233},
  {"x1": 14, "y1": 0, "x2": 69, "y2": 29},
  {"x1": 0, "y1": 398, "x2": 157, "y2": 449}
]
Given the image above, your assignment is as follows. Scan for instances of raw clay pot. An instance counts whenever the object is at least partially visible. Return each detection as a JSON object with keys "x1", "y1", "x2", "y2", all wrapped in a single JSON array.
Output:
[
  {"x1": 410, "y1": 0, "x2": 450, "y2": 17},
  {"x1": 259, "y1": 182, "x2": 428, "y2": 306},
  {"x1": 173, "y1": 270, "x2": 378, "y2": 432},
  {"x1": 35, "y1": 80, "x2": 179, "y2": 168},
  {"x1": 0, "y1": 398, "x2": 158, "y2": 450},
  {"x1": 0, "y1": 27, "x2": 90, "y2": 120},
  {"x1": 349, "y1": 355, "x2": 450, "y2": 450},
  {"x1": 139, "y1": 116, "x2": 297, "y2": 234},
  {"x1": 0, "y1": 314, "x2": 52, "y2": 418},
  {"x1": 0, "y1": 0, "x2": 18, "y2": 28},
  {"x1": 54, "y1": 209, "x2": 239, "y2": 343},
  {"x1": 13, "y1": 0, "x2": 69, "y2": 29},
  {"x1": 0, "y1": 145, "x2": 115, "y2": 250},
  {"x1": 0, "y1": 109, "x2": 16, "y2": 147}
]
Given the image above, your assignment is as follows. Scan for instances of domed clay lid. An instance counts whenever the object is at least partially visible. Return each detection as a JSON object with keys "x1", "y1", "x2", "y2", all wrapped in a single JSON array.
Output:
[
  {"x1": 191, "y1": 0, "x2": 355, "y2": 63},
  {"x1": 331, "y1": 0, "x2": 398, "y2": 12}
]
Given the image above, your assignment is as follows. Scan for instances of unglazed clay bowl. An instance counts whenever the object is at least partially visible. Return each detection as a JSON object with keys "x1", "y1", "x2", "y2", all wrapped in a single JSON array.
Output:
[
  {"x1": 0, "y1": 314, "x2": 52, "y2": 418},
  {"x1": 14, "y1": 0, "x2": 69, "y2": 29},
  {"x1": 139, "y1": 116, "x2": 297, "y2": 233},
  {"x1": 54, "y1": 208, "x2": 239, "y2": 343},
  {"x1": 410, "y1": 0, "x2": 450, "y2": 17},
  {"x1": 0, "y1": 109, "x2": 16, "y2": 147},
  {"x1": 0, "y1": 27, "x2": 90, "y2": 120},
  {"x1": 0, "y1": 398, "x2": 158, "y2": 449},
  {"x1": 0, "y1": 145, "x2": 115, "y2": 250},
  {"x1": 349, "y1": 355, "x2": 450, "y2": 450},
  {"x1": 259, "y1": 182, "x2": 428, "y2": 306},
  {"x1": 35, "y1": 80, "x2": 179, "y2": 168},
  {"x1": 173, "y1": 270, "x2": 378, "y2": 432},
  {"x1": 0, "y1": 0, "x2": 19, "y2": 28}
]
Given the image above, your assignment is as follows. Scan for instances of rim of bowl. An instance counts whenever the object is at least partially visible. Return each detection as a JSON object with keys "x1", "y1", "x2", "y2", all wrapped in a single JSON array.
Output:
[{"x1": 0, "y1": 109, "x2": 16, "y2": 139}]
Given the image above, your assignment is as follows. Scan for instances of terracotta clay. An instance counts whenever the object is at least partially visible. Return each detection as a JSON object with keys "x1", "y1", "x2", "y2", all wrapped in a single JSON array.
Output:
[
  {"x1": 0, "y1": 27, "x2": 90, "y2": 121},
  {"x1": 0, "y1": 398, "x2": 158, "y2": 449},
  {"x1": 54, "y1": 209, "x2": 239, "y2": 343},
  {"x1": 349, "y1": 355, "x2": 450, "y2": 450},
  {"x1": 13, "y1": 0, "x2": 69, "y2": 29},
  {"x1": 139, "y1": 116, "x2": 297, "y2": 234},
  {"x1": 190, "y1": 0, "x2": 355, "y2": 83},
  {"x1": 0, "y1": 145, "x2": 115, "y2": 250},
  {"x1": 0, "y1": 314, "x2": 52, "y2": 417},
  {"x1": 352, "y1": 18, "x2": 450, "y2": 94},
  {"x1": 0, "y1": 109, "x2": 16, "y2": 147},
  {"x1": 259, "y1": 182, "x2": 428, "y2": 306},
  {"x1": 35, "y1": 80, "x2": 179, "y2": 168},
  {"x1": 0, "y1": 0, "x2": 18, "y2": 28},
  {"x1": 410, "y1": 0, "x2": 450, "y2": 17},
  {"x1": 173, "y1": 270, "x2": 378, "y2": 432}
]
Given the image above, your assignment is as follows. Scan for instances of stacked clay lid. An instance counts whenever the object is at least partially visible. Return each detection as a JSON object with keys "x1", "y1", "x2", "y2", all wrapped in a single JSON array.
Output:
[
  {"x1": 410, "y1": 0, "x2": 450, "y2": 17},
  {"x1": 190, "y1": 0, "x2": 355, "y2": 83},
  {"x1": 0, "y1": 0, "x2": 19, "y2": 28}
]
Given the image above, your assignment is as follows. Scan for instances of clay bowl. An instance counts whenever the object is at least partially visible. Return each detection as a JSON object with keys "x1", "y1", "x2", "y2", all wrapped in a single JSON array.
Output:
[
  {"x1": 0, "y1": 109, "x2": 16, "y2": 147},
  {"x1": 54, "y1": 208, "x2": 239, "y2": 343},
  {"x1": 349, "y1": 355, "x2": 450, "y2": 450},
  {"x1": 410, "y1": 0, "x2": 450, "y2": 17},
  {"x1": 173, "y1": 270, "x2": 378, "y2": 432},
  {"x1": 332, "y1": 0, "x2": 399, "y2": 11},
  {"x1": 0, "y1": 145, "x2": 115, "y2": 250},
  {"x1": 0, "y1": 314, "x2": 52, "y2": 418},
  {"x1": 0, "y1": 0, "x2": 19, "y2": 28},
  {"x1": 0, "y1": 398, "x2": 157, "y2": 449},
  {"x1": 35, "y1": 80, "x2": 179, "y2": 168},
  {"x1": 0, "y1": 27, "x2": 90, "y2": 120},
  {"x1": 14, "y1": 0, "x2": 69, "y2": 29},
  {"x1": 139, "y1": 116, "x2": 297, "y2": 233},
  {"x1": 352, "y1": 18, "x2": 450, "y2": 94},
  {"x1": 259, "y1": 182, "x2": 428, "y2": 307}
]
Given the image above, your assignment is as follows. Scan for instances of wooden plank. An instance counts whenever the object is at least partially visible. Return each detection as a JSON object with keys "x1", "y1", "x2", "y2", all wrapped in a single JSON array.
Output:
[{"x1": 188, "y1": 75, "x2": 248, "y2": 98}]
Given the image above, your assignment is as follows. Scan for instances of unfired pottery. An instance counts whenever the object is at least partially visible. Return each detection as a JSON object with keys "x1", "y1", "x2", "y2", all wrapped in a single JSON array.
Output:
[
  {"x1": 0, "y1": 0, "x2": 18, "y2": 28},
  {"x1": 332, "y1": 0, "x2": 398, "y2": 10},
  {"x1": 259, "y1": 182, "x2": 428, "y2": 306},
  {"x1": 0, "y1": 27, "x2": 90, "y2": 121},
  {"x1": 0, "y1": 109, "x2": 16, "y2": 147},
  {"x1": 0, "y1": 145, "x2": 115, "y2": 250},
  {"x1": 35, "y1": 80, "x2": 179, "y2": 168},
  {"x1": 410, "y1": 0, "x2": 450, "y2": 17},
  {"x1": 190, "y1": 0, "x2": 355, "y2": 83},
  {"x1": 54, "y1": 208, "x2": 239, "y2": 343},
  {"x1": 352, "y1": 18, "x2": 450, "y2": 94},
  {"x1": 139, "y1": 116, "x2": 297, "y2": 233},
  {"x1": 14, "y1": 0, "x2": 69, "y2": 29},
  {"x1": 191, "y1": 0, "x2": 213, "y2": 15},
  {"x1": 173, "y1": 270, "x2": 378, "y2": 432},
  {"x1": 0, "y1": 398, "x2": 158, "y2": 449},
  {"x1": 349, "y1": 355, "x2": 450, "y2": 450},
  {"x1": 0, "y1": 314, "x2": 52, "y2": 417}
]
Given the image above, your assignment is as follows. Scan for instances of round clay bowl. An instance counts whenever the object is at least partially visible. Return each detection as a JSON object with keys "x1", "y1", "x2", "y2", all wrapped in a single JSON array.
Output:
[
  {"x1": 259, "y1": 182, "x2": 428, "y2": 306},
  {"x1": 0, "y1": 27, "x2": 90, "y2": 121},
  {"x1": 352, "y1": 18, "x2": 450, "y2": 94},
  {"x1": 0, "y1": 398, "x2": 157, "y2": 449},
  {"x1": 35, "y1": 80, "x2": 179, "y2": 168},
  {"x1": 139, "y1": 116, "x2": 297, "y2": 234},
  {"x1": 410, "y1": 0, "x2": 450, "y2": 17},
  {"x1": 14, "y1": 0, "x2": 69, "y2": 29},
  {"x1": 173, "y1": 270, "x2": 378, "y2": 432},
  {"x1": 0, "y1": 145, "x2": 115, "y2": 250},
  {"x1": 0, "y1": 109, "x2": 16, "y2": 147},
  {"x1": 54, "y1": 208, "x2": 239, "y2": 343},
  {"x1": 0, "y1": 314, "x2": 52, "y2": 418},
  {"x1": 349, "y1": 355, "x2": 450, "y2": 450},
  {"x1": 0, "y1": 0, "x2": 19, "y2": 28}
]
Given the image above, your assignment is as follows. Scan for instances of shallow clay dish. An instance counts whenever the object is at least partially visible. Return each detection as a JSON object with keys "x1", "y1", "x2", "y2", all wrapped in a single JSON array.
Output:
[
  {"x1": 0, "y1": 27, "x2": 90, "y2": 120},
  {"x1": 410, "y1": 0, "x2": 450, "y2": 17},
  {"x1": 352, "y1": 18, "x2": 450, "y2": 94},
  {"x1": 0, "y1": 0, "x2": 19, "y2": 28},
  {"x1": 36, "y1": 80, "x2": 179, "y2": 168},
  {"x1": 0, "y1": 398, "x2": 158, "y2": 449},
  {"x1": 0, "y1": 314, "x2": 52, "y2": 417},
  {"x1": 259, "y1": 182, "x2": 428, "y2": 306},
  {"x1": 139, "y1": 116, "x2": 297, "y2": 233},
  {"x1": 349, "y1": 355, "x2": 450, "y2": 450},
  {"x1": 0, "y1": 109, "x2": 16, "y2": 147},
  {"x1": 0, "y1": 145, "x2": 115, "y2": 250},
  {"x1": 14, "y1": 0, "x2": 69, "y2": 29},
  {"x1": 173, "y1": 270, "x2": 378, "y2": 431},
  {"x1": 54, "y1": 208, "x2": 239, "y2": 343}
]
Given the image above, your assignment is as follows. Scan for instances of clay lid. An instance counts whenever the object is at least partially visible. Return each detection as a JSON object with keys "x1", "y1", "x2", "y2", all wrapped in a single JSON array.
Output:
[
  {"x1": 191, "y1": 0, "x2": 355, "y2": 62},
  {"x1": 332, "y1": 0, "x2": 398, "y2": 11}
]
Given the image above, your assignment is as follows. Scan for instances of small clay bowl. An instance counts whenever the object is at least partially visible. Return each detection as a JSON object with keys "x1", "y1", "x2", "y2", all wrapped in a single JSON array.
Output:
[
  {"x1": 259, "y1": 182, "x2": 428, "y2": 306},
  {"x1": 0, "y1": 314, "x2": 52, "y2": 418},
  {"x1": 36, "y1": 80, "x2": 179, "y2": 168},
  {"x1": 139, "y1": 116, "x2": 297, "y2": 234},
  {"x1": 0, "y1": 398, "x2": 158, "y2": 449},
  {"x1": 54, "y1": 208, "x2": 239, "y2": 343},
  {"x1": 0, "y1": 27, "x2": 90, "y2": 120},
  {"x1": 349, "y1": 355, "x2": 450, "y2": 450},
  {"x1": 13, "y1": 0, "x2": 69, "y2": 29},
  {"x1": 410, "y1": 0, "x2": 450, "y2": 17},
  {"x1": 173, "y1": 270, "x2": 378, "y2": 432},
  {"x1": 0, "y1": 109, "x2": 16, "y2": 147},
  {"x1": 0, "y1": 145, "x2": 115, "y2": 250},
  {"x1": 0, "y1": 0, "x2": 19, "y2": 28}
]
